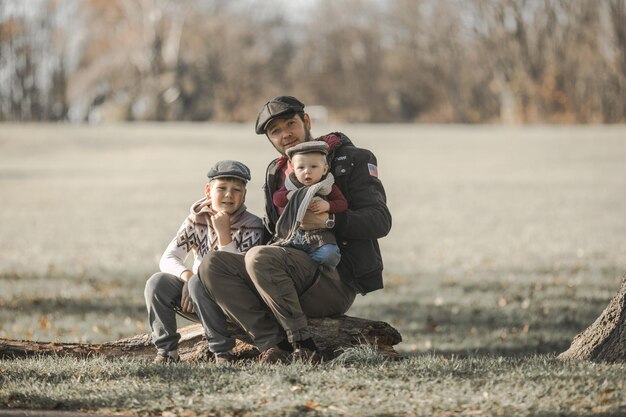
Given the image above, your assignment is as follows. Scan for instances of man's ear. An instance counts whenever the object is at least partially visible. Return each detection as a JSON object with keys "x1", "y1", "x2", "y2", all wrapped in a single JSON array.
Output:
[
  {"x1": 204, "y1": 183, "x2": 211, "y2": 199},
  {"x1": 303, "y1": 113, "x2": 312, "y2": 130}
]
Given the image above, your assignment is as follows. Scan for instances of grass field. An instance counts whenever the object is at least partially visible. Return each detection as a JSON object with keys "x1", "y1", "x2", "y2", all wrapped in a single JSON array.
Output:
[{"x1": 1, "y1": 123, "x2": 625, "y2": 416}]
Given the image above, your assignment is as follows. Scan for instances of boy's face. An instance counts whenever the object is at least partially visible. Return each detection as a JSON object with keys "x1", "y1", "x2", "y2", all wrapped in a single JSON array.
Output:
[
  {"x1": 205, "y1": 178, "x2": 246, "y2": 214},
  {"x1": 291, "y1": 152, "x2": 328, "y2": 186}
]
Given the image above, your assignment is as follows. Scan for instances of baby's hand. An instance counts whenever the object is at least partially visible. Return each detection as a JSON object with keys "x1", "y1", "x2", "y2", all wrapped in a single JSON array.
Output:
[{"x1": 309, "y1": 199, "x2": 330, "y2": 214}]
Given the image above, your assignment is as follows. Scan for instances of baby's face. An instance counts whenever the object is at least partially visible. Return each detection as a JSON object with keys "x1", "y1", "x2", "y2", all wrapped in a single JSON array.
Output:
[{"x1": 291, "y1": 152, "x2": 328, "y2": 186}]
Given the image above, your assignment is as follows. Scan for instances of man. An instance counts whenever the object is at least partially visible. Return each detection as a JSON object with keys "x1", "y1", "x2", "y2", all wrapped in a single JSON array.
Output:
[{"x1": 197, "y1": 96, "x2": 392, "y2": 363}]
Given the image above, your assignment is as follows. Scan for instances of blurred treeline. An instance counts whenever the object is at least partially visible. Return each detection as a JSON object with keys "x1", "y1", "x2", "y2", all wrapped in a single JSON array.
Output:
[{"x1": 1, "y1": 0, "x2": 625, "y2": 124}]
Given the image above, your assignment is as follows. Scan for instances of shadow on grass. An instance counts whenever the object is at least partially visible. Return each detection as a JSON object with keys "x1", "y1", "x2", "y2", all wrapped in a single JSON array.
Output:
[
  {"x1": 0, "y1": 409, "x2": 122, "y2": 417},
  {"x1": 529, "y1": 412, "x2": 626, "y2": 417},
  {"x1": 0, "y1": 296, "x2": 144, "y2": 318},
  {"x1": 402, "y1": 339, "x2": 570, "y2": 359},
  {"x1": 2, "y1": 392, "x2": 122, "y2": 416},
  {"x1": 355, "y1": 299, "x2": 604, "y2": 358},
  {"x1": 359, "y1": 297, "x2": 603, "y2": 330}
]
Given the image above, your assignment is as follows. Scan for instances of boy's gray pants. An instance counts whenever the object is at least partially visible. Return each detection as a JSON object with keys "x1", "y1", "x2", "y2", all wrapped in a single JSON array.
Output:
[
  {"x1": 144, "y1": 272, "x2": 235, "y2": 354},
  {"x1": 197, "y1": 246, "x2": 357, "y2": 351}
]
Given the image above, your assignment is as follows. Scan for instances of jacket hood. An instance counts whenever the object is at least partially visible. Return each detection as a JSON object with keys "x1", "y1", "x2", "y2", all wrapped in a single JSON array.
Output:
[
  {"x1": 318, "y1": 132, "x2": 354, "y2": 151},
  {"x1": 190, "y1": 197, "x2": 212, "y2": 225}
]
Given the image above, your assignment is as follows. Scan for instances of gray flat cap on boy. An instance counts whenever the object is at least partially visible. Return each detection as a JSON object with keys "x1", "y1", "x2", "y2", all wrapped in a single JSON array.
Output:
[
  {"x1": 207, "y1": 160, "x2": 251, "y2": 183},
  {"x1": 255, "y1": 96, "x2": 305, "y2": 134},
  {"x1": 285, "y1": 141, "x2": 329, "y2": 160}
]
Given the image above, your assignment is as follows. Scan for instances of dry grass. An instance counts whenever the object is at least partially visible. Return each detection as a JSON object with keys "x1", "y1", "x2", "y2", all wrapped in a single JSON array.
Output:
[{"x1": 1, "y1": 123, "x2": 626, "y2": 415}]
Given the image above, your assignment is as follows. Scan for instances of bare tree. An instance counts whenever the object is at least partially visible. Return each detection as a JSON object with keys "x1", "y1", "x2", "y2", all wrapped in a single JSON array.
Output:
[
  {"x1": 65, "y1": 0, "x2": 194, "y2": 122},
  {"x1": 291, "y1": 0, "x2": 390, "y2": 121},
  {"x1": 605, "y1": 0, "x2": 626, "y2": 121},
  {"x1": 382, "y1": 0, "x2": 439, "y2": 122},
  {"x1": 0, "y1": 0, "x2": 80, "y2": 121},
  {"x1": 1, "y1": 0, "x2": 625, "y2": 123},
  {"x1": 559, "y1": 276, "x2": 626, "y2": 362}
]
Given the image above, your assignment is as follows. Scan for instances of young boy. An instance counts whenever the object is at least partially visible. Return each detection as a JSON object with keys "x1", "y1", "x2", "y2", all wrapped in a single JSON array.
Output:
[
  {"x1": 144, "y1": 160, "x2": 264, "y2": 364},
  {"x1": 272, "y1": 141, "x2": 348, "y2": 268}
]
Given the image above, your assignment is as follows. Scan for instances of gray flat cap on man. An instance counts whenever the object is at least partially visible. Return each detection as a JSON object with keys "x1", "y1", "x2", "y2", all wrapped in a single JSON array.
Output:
[
  {"x1": 255, "y1": 96, "x2": 305, "y2": 134},
  {"x1": 207, "y1": 160, "x2": 251, "y2": 183}
]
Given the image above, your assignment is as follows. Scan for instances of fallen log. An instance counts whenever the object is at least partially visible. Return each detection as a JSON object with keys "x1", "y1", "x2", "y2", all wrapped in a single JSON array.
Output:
[
  {"x1": 0, "y1": 315, "x2": 402, "y2": 362},
  {"x1": 558, "y1": 275, "x2": 626, "y2": 362}
]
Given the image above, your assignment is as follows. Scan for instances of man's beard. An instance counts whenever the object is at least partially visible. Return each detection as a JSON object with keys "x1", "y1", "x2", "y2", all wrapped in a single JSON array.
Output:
[
  {"x1": 303, "y1": 125, "x2": 313, "y2": 141},
  {"x1": 268, "y1": 125, "x2": 314, "y2": 155}
]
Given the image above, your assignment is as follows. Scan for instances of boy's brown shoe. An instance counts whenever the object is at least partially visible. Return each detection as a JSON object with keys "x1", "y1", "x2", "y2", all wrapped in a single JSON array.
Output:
[
  {"x1": 214, "y1": 351, "x2": 239, "y2": 365},
  {"x1": 153, "y1": 351, "x2": 180, "y2": 364},
  {"x1": 258, "y1": 346, "x2": 290, "y2": 364}
]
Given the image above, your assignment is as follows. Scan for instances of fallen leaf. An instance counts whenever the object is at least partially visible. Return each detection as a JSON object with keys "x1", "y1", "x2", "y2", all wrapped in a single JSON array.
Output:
[{"x1": 39, "y1": 315, "x2": 50, "y2": 329}]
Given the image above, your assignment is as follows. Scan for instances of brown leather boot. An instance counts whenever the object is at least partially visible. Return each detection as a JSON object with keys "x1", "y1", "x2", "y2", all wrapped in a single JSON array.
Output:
[
  {"x1": 214, "y1": 350, "x2": 239, "y2": 365},
  {"x1": 153, "y1": 351, "x2": 180, "y2": 364},
  {"x1": 258, "y1": 346, "x2": 291, "y2": 364}
]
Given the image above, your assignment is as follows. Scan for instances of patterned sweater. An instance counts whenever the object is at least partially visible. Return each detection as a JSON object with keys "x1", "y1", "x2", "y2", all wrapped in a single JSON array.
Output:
[{"x1": 159, "y1": 197, "x2": 264, "y2": 278}]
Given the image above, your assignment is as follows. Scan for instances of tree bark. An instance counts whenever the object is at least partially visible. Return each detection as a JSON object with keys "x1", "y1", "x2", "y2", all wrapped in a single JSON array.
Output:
[
  {"x1": 0, "y1": 315, "x2": 402, "y2": 362},
  {"x1": 558, "y1": 276, "x2": 626, "y2": 362}
]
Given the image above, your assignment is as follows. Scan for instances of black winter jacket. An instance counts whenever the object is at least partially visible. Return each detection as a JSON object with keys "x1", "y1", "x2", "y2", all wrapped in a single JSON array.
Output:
[{"x1": 263, "y1": 133, "x2": 392, "y2": 295}]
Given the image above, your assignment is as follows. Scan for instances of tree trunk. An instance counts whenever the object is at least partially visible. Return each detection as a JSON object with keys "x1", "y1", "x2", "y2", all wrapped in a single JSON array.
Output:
[
  {"x1": 558, "y1": 276, "x2": 626, "y2": 362},
  {"x1": 0, "y1": 315, "x2": 402, "y2": 362}
]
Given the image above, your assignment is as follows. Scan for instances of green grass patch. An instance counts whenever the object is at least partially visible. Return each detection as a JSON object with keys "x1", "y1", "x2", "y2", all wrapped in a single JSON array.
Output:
[
  {"x1": 1, "y1": 354, "x2": 625, "y2": 416},
  {"x1": 1, "y1": 124, "x2": 626, "y2": 415}
]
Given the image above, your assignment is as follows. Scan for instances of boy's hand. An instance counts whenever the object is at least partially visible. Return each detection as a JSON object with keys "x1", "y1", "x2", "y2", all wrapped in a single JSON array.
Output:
[
  {"x1": 211, "y1": 211, "x2": 233, "y2": 246},
  {"x1": 180, "y1": 281, "x2": 194, "y2": 313},
  {"x1": 309, "y1": 199, "x2": 330, "y2": 214}
]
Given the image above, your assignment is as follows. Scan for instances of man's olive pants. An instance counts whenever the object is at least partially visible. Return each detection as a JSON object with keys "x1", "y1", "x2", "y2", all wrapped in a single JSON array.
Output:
[{"x1": 197, "y1": 245, "x2": 356, "y2": 350}]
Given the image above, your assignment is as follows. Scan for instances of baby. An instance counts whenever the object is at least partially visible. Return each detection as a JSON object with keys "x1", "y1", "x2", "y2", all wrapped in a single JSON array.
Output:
[{"x1": 272, "y1": 141, "x2": 347, "y2": 268}]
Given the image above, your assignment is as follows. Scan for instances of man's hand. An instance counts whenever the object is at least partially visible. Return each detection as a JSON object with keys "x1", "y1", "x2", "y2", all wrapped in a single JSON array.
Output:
[
  {"x1": 300, "y1": 210, "x2": 328, "y2": 230},
  {"x1": 309, "y1": 199, "x2": 330, "y2": 214},
  {"x1": 180, "y1": 280, "x2": 194, "y2": 313},
  {"x1": 211, "y1": 211, "x2": 233, "y2": 246}
]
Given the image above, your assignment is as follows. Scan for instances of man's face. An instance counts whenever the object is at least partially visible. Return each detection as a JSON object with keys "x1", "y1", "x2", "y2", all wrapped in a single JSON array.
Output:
[
  {"x1": 205, "y1": 178, "x2": 246, "y2": 214},
  {"x1": 291, "y1": 152, "x2": 328, "y2": 186},
  {"x1": 266, "y1": 113, "x2": 312, "y2": 155}
]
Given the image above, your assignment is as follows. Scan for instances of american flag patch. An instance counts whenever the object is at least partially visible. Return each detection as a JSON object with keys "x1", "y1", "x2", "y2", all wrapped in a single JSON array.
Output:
[{"x1": 368, "y1": 163, "x2": 378, "y2": 177}]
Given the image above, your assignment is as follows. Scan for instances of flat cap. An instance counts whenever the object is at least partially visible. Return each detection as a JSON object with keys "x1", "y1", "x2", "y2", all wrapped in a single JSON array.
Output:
[
  {"x1": 207, "y1": 160, "x2": 251, "y2": 183},
  {"x1": 285, "y1": 140, "x2": 329, "y2": 160},
  {"x1": 255, "y1": 96, "x2": 305, "y2": 134}
]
